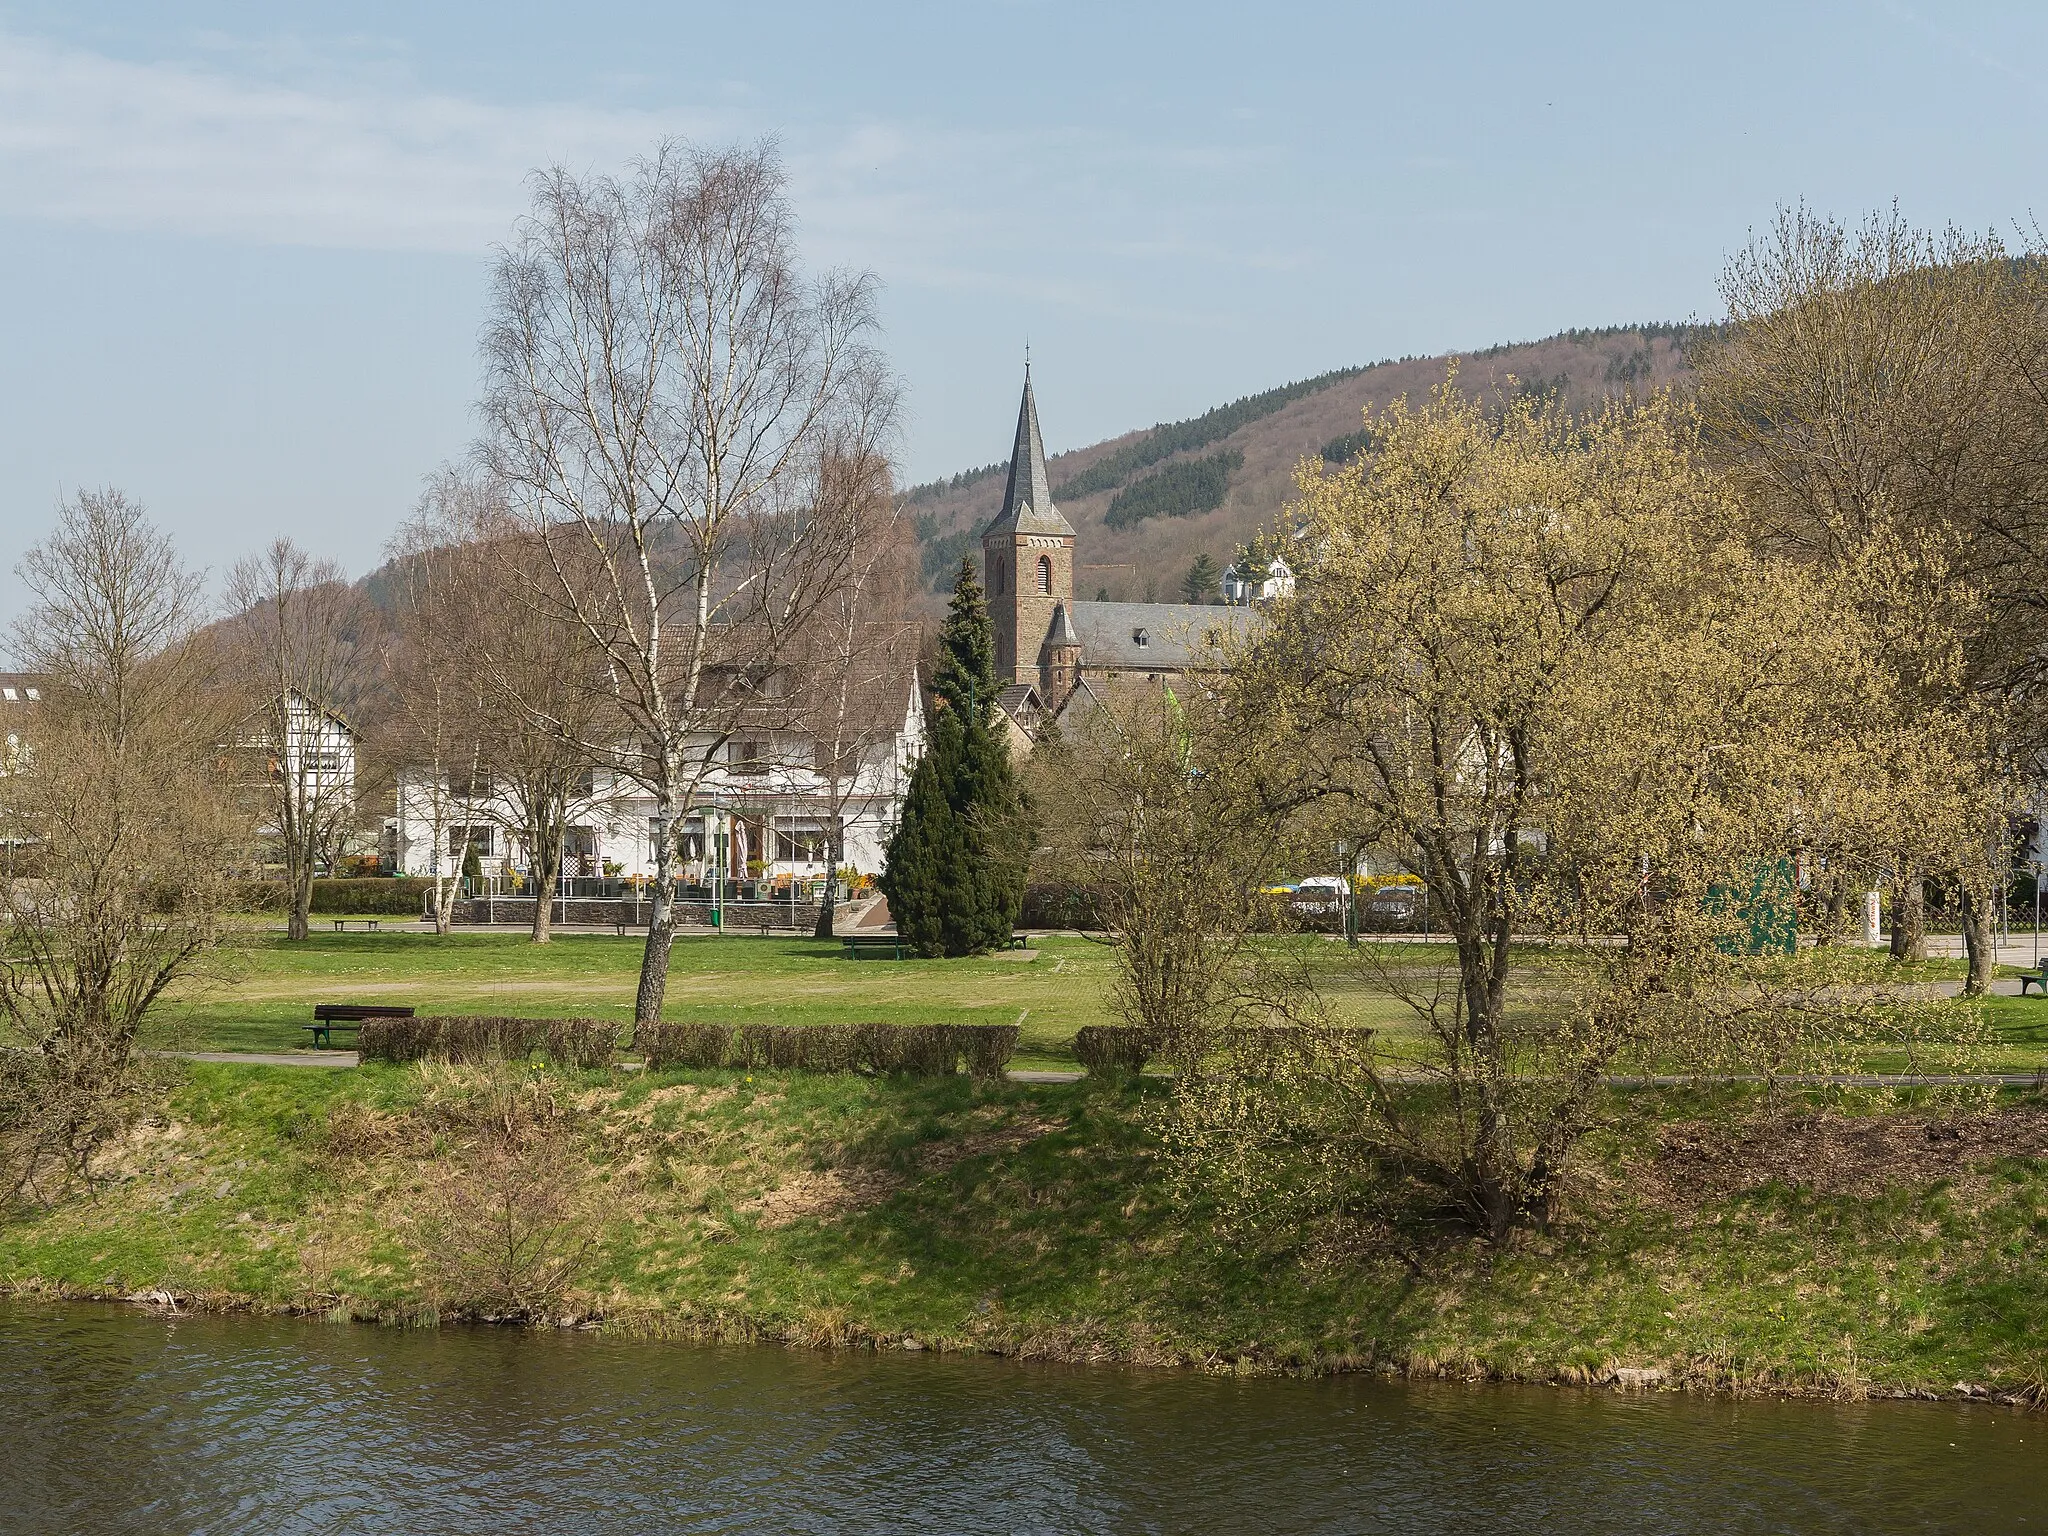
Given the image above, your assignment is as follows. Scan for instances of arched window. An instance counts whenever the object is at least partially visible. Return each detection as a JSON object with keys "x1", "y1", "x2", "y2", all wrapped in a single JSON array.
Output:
[
  {"x1": 992, "y1": 561, "x2": 1003, "y2": 595},
  {"x1": 1036, "y1": 555, "x2": 1052, "y2": 594}
]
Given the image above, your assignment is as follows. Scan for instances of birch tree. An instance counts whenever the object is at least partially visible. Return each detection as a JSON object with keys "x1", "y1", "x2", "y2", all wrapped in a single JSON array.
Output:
[{"x1": 479, "y1": 140, "x2": 895, "y2": 1020}]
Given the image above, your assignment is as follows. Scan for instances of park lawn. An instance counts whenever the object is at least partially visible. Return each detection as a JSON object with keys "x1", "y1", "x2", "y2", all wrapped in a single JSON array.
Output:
[
  {"x1": 157, "y1": 931, "x2": 1420, "y2": 1063},
  {"x1": 2, "y1": 1061, "x2": 2043, "y2": 1399},
  {"x1": 147, "y1": 930, "x2": 2043, "y2": 1073}
]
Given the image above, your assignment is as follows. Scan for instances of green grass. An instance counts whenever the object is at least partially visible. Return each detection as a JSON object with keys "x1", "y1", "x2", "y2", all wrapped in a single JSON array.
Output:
[
  {"x1": 3, "y1": 1061, "x2": 2043, "y2": 1395},
  {"x1": 153, "y1": 932, "x2": 1417, "y2": 1063}
]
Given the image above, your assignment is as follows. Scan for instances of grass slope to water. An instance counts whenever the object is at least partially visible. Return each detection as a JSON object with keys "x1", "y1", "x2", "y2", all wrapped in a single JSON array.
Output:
[{"x1": 3, "y1": 1062, "x2": 2044, "y2": 1401}]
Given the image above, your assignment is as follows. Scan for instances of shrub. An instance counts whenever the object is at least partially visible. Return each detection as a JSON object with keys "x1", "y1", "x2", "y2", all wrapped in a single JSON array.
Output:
[
  {"x1": 1074, "y1": 1025, "x2": 1153, "y2": 1076},
  {"x1": 359, "y1": 1015, "x2": 615, "y2": 1069},
  {"x1": 632, "y1": 1021, "x2": 734, "y2": 1070},
  {"x1": 959, "y1": 1024, "x2": 1020, "y2": 1082},
  {"x1": 628, "y1": 1020, "x2": 1018, "y2": 1079}
]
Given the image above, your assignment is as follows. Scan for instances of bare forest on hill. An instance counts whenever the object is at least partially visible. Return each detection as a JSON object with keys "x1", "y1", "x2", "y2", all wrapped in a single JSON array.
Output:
[{"x1": 904, "y1": 325, "x2": 1697, "y2": 607}]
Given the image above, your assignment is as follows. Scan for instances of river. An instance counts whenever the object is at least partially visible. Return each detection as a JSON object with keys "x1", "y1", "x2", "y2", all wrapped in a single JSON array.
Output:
[{"x1": 0, "y1": 1301, "x2": 2035, "y2": 1534}]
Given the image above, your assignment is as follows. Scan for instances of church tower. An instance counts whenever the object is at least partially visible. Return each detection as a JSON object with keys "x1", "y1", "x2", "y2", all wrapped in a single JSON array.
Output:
[{"x1": 982, "y1": 368, "x2": 1075, "y2": 685}]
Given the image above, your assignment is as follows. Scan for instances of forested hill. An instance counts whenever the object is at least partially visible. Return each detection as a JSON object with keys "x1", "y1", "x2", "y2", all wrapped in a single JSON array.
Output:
[{"x1": 905, "y1": 324, "x2": 1702, "y2": 606}]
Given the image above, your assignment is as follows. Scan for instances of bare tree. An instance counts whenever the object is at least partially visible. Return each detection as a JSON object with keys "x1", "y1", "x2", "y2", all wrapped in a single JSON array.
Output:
[
  {"x1": 381, "y1": 484, "x2": 491, "y2": 935},
  {"x1": 227, "y1": 540, "x2": 373, "y2": 942},
  {"x1": 798, "y1": 449, "x2": 918, "y2": 938},
  {"x1": 1, "y1": 491, "x2": 236, "y2": 1203},
  {"x1": 479, "y1": 139, "x2": 896, "y2": 1020}
]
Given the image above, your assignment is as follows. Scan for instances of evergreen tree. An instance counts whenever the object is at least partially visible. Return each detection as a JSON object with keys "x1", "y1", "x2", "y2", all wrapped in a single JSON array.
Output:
[
  {"x1": 881, "y1": 561, "x2": 1031, "y2": 955},
  {"x1": 933, "y1": 558, "x2": 999, "y2": 725},
  {"x1": 880, "y1": 716, "x2": 972, "y2": 955},
  {"x1": 1180, "y1": 552, "x2": 1220, "y2": 604},
  {"x1": 460, "y1": 839, "x2": 484, "y2": 894}
]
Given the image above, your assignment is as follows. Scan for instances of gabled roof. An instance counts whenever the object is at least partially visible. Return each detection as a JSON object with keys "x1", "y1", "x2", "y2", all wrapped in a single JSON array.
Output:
[
  {"x1": 984, "y1": 370, "x2": 1075, "y2": 539},
  {"x1": 995, "y1": 682, "x2": 1041, "y2": 720},
  {"x1": 1066, "y1": 601, "x2": 1252, "y2": 669}
]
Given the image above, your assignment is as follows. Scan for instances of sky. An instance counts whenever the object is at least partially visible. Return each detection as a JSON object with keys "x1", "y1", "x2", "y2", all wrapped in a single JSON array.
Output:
[{"x1": 1, "y1": 0, "x2": 2045, "y2": 632}]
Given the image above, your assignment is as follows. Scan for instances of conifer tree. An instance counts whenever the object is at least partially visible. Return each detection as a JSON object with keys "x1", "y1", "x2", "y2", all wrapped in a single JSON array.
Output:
[
  {"x1": 932, "y1": 558, "x2": 999, "y2": 724},
  {"x1": 1181, "y1": 552, "x2": 1220, "y2": 604},
  {"x1": 882, "y1": 559, "x2": 1030, "y2": 954}
]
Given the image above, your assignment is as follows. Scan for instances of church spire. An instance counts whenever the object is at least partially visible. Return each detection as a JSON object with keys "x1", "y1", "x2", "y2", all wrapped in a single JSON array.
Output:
[{"x1": 985, "y1": 370, "x2": 1074, "y2": 538}]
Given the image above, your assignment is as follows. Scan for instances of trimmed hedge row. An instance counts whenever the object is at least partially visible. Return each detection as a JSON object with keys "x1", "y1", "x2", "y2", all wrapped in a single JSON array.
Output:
[
  {"x1": 1073, "y1": 1025, "x2": 1155, "y2": 1077},
  {"x1": 358, "y1": 1015, "x2": 616, "y2": 1069},
  {"x1": 233, "y1": 878, "x2": 433, "y2": 916},
  {"x1": 631, "y1": 1021, "x2": 1018, "y2": 1081}
]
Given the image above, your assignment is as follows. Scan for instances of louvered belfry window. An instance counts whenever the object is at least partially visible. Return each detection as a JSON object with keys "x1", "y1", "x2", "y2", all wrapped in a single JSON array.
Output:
[{"x1": 1037, "y1": 555, "x2": 1051, "y2": 593}]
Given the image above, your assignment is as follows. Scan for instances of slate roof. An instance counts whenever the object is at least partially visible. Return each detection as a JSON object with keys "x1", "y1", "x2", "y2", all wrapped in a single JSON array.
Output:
[
  {"x1": 983, "y1": 371, "x2": 1074, "y2": 539},
  {"x1": 995, "y1": 682, "x2": 1040, "y2": 719},
  {"x1": 1065, "y1": 602, "x2": 1251, "y2": 669},
  {"x1": 1044, "y1": 600, "x2": 1078, "y2": 648}
]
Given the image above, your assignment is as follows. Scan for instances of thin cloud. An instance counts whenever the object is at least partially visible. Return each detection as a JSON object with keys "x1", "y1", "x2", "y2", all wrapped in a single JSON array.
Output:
[{"x1": 0, "y1": 30, "x2": 724, "y2": 251}]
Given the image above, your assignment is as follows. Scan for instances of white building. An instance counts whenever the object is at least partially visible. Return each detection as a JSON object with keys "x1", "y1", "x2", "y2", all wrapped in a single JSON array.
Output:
[
  {"x1": 387, "y1": 671, "x2": 926, "y2": 892},
  {"x1": 1220, "y1": 553, "x2": 1295, "y2": 606}
]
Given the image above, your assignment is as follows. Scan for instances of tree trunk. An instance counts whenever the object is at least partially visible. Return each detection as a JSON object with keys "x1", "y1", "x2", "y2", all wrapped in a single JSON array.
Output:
[
  {"x1": 434, "y1": 875, "x2": 455, "y2": 934},
  {"x1": 812, "y1": 817, "x2": 842, "y2": 940},
  {"x1": 634, "y1": 788, "x2": 677, "y2": 1024},
  {"x1": 1888, "y1": 869, "x2": 1926, "y2": 963},
  {"x1": 530, "y1": 844, "x2": 559, "y2": 944},
  {"x1": 1958, "y1": 886, "x2": 1996, "y2": 997},
  {"x1": 287, "y1": 843, "x2": 313, "y2": 942}
]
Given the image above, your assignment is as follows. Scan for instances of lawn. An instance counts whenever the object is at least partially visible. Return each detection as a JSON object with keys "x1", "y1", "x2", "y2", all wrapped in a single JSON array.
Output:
[
  {"x1": 147, "y1": 928, "x2": 2048, "y2": 1073},
  {"x1": 159, "y1": 931, "x2": 1417, "y2": 1064}
]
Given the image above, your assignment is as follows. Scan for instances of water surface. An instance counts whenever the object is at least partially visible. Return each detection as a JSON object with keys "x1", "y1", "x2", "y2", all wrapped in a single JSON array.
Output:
[{"x1": 0, "y1": 1301, "x2": 2035, "y2": 1534}]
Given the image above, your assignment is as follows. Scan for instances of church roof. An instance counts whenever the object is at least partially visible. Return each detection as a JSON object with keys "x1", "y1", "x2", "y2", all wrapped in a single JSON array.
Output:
[
  {"x1": 1065, "y1": 601, "x2": 1252, "y2": 669},
  {"x1": 984, "y1": 371, "x2": 1074, "y2": 539}
]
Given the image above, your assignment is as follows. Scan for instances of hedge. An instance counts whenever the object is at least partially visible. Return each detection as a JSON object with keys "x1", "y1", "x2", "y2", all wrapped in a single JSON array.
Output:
[
  {"x1": 1073, "y1": 1025, "x2": 1154, "y2": 1077},
  {"x1": 358, "y1": 1015, "x2": 616, "y2": 1069},
  {"x1": 233, "y1": 878, "x2": 433, "y2": 916},
  {"x1": 630, "y1": 1020, "x2": 1018, "y2": 1080}
]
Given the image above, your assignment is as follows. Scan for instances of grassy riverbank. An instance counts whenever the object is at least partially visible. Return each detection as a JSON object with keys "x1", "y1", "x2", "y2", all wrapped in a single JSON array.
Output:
[{"x1": 3, "y1": 1061, "x2": 2044, "y2": 1403}]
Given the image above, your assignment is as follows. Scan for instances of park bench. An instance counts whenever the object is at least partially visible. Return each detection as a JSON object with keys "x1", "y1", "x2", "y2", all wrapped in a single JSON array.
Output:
[
  {"x1": 2021, "y1": 969, "x2": 2048, "y2": 998},
  {"x1": 303, "y1": 1002, "x2": 414, "y2": 1049},
  {"x1": 843, "y1": 934, "x2": 910, "y2": 960},
  {"x1": 842, "y1": 933, "x2": 1030, "y2": 960},
  {"x1": 330, "y1": 919, "x2": 381, "y2": 932}
]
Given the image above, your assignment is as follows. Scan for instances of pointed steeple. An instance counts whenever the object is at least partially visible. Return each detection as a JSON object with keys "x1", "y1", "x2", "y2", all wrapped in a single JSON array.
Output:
[
  {"x1": 1044, "y1": 599, "x2": 1078, "y2": 649},
  {"x1": 985, "y1": 369, "x2": 1074, "y2": 538}
]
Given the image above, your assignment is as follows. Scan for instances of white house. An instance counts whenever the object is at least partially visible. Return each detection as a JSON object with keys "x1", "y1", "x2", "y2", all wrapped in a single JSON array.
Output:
[
  {"x1": 1221, "y1": 553, "x2": 1295, "y2": 606},
  {"x1": 387, "y1": 671, "x2": 927, "y2": 891}
]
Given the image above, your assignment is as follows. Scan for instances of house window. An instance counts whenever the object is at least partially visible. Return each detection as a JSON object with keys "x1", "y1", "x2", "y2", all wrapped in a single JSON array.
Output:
[
  {"x1": 730, "y1": 741, "x2": 767, "y2": 775},
  {"x1": 1132, "y1": 628, "x2": 1149, "y2": 648},
  {"x1": 449, "y1": 825, "x2": 494, "y2": 859},
  {"x1": 1037, "y1": 555, "x2": 1052, "y2": 594}
]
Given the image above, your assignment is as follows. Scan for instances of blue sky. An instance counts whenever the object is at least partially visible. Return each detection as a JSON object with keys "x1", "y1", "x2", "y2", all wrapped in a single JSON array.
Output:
[{"x1": 1, "y1": 1, "x2": 2045, "y2": 627}]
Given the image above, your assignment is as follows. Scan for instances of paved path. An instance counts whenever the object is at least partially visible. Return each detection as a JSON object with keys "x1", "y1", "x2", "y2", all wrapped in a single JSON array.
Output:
[{"x1": 171, "y1": 1050, "x2": 359, "y2": 1068}]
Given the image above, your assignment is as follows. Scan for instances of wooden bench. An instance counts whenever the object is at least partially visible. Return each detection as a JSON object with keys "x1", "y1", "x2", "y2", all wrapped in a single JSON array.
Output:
[
  {"x1": 2021, "y1": 969, "x2": 2048, "y2": 998},
  {"x1": 843, "y1": 934, "x2": 910, "y2": 960},
  {"x1": 304, "y1": 1002, "x2": 415, "y2": 1048},
  {"x1": 330, "y1": 919, "x2": 381, "y2": 932}
]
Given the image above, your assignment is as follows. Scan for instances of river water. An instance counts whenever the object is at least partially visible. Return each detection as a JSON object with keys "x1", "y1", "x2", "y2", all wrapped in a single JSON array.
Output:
[{"x1": 0, "y1": 1301, "x2": 2036, "y2": 1534}]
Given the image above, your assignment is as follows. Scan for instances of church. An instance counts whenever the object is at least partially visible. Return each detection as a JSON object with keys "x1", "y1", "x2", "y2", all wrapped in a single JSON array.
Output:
[{"x1": 980, "y1": 370, "x2": 1252, "y2": 743}]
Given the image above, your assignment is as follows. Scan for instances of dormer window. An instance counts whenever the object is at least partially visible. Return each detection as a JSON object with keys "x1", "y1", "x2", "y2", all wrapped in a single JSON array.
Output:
[
  {"x1": 1132, "y1": 628, "x2": 1149, "y2": 648},
  {"x1": 1, "y1": 689, "x2": 14, "y2": 701}
]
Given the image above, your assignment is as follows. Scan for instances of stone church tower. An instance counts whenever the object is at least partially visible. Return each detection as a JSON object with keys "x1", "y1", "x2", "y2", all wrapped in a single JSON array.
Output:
[{"x1": 982, "y1": 369, "x2": 1075, "y2": 685}]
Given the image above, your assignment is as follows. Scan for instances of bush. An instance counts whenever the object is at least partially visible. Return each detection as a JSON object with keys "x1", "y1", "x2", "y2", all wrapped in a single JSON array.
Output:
[
  {"x1": 629, "y1": 1020, "x2": 1018, "y2": 1079},
  {"x1": 1020, "y1": 883, "x2": 1101, "y2": 929},
  {"x1": 231, "y1": 877, "x2": 432, "y2": 916},
  {"x1": 1074, "y1": 1025, "x2": 1153, "y2": 1077},
  {"x1": 358, "y1": 1015, "x2": 616, "y2": 1069},
  {"x1": 959, "y1": 1024, "x2": 1020, "y2": 1082},
  {"x1": 632, "y1": 1021, "x2": 734, "y2": 1070}
]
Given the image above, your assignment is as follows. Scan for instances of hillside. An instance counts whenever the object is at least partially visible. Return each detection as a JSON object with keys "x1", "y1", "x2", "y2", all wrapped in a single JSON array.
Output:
[{"x1": 905, "y1": 325, "x2": 1703, "y2": 604}]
